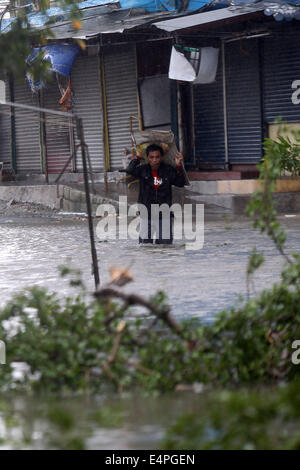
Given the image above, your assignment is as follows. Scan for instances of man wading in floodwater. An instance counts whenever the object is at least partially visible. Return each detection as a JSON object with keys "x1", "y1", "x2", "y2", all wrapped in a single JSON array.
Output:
[{"x1": 126, "y1": 143, "x2": 185, "y2": 244}]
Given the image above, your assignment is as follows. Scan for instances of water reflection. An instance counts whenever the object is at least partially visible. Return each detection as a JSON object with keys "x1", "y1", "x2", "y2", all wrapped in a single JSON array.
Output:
[{"x1": 0, "y1": 392, "x2": 202, "y2": 450}]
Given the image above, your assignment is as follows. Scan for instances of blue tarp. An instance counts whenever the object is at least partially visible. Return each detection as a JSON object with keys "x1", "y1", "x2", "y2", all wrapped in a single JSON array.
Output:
[
  {"x1": 26, "y1": 43, "x2": 80, "y2": 91},
  {"x1": 28, "y1": 43, "x2": 80, "y2": 77}
]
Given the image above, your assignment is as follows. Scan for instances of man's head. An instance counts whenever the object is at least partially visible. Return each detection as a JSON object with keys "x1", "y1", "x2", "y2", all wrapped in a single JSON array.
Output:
[{"x1": 146, "y1": 144, "x2": 164, "y2": 170}]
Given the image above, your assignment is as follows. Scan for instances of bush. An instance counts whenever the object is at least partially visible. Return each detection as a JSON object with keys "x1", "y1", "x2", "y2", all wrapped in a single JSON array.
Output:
[{"x1": 0, "y1": 256, "x2": 300, "y2": 393}]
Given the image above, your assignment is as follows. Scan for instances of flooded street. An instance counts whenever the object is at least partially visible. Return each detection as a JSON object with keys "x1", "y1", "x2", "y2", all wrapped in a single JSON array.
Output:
[
  {"x1": 0, "y1": 203, "x2": 300, "y2": 449},
  {"x1": 0, "y1": 205, "x2": 299, "y2": 322}
]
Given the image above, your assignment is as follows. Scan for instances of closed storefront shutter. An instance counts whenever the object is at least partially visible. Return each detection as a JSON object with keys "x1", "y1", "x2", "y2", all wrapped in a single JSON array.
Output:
[
  {"x1": 43, "y1": 78, "x2": 73, "y2": 174},
  {"x1": 139, "y1": 74, "x2": 171, "y2": 130},
  {"x1": 193, "y1": 56, "x2": 225, "y2": 167},
  {"x1": 14, "y1": 79, "x2": 41, "y2": 173},
  {"x1": 72, "y1": 55, "x2": 104, "y2": 171},
  {"x1": 264, "y1": 30, "x2": 300, "y2": 123},
  {"x1": 104, "y1": 45, "x2": 139, "y2": 170},
  {"x1": 0, "y1": 81, "x2": 11, "y2": 165},
  {"x1": 225, "y1": 39, "x2": 262, "y2": 164}
]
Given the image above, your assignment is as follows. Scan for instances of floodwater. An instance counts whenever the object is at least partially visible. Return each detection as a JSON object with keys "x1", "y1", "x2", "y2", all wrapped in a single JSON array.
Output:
[
  {"x1": 0, "y1": 207, "x2": 299, "y2": 449},
  {"x1": 0, "y1": 209, "x2": 299, "y2": 321},
  {"x1": 0, "y1": 391, "x2": 208, "y2": 450}
]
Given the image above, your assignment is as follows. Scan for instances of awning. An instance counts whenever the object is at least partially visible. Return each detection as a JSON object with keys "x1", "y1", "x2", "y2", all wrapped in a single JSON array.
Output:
[{"x1": 153, "y1": 6, "x2": 265, "y2": 31}]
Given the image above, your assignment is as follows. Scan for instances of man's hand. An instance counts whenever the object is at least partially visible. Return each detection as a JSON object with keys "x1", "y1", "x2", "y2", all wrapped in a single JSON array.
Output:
[{"x1": 175, "y1": 152, "x2": 184, "y2": 167}]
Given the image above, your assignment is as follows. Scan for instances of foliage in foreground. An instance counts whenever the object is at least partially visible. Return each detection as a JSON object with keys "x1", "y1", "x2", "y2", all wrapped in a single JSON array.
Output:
[
  {"x1": 162, "y1": 379, "x2": 300, "y2": 450},
  {"x1": 1, "y1": 380, "x2": 300, "y2": 450},
  {"x1": 0, "y1": 255, "x2": 299, "y2": 393},
  {"x1": 160, "y1": 131, "x2": 300, "y2": 450},
  {"x1": 264, "y1": 126, "x2": 300, "y2": 177}
]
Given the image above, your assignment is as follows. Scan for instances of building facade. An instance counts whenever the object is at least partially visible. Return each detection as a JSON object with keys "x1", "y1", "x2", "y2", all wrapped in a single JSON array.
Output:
[{"x1": 1, "y1": 5, "x2": 300, "y2": 177}]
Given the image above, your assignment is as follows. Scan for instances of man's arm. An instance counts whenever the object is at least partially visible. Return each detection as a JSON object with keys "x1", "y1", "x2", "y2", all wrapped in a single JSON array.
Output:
[
  {"x1": 126, "y1": 156, "x2": 143, "y2": 178},
  {"x1": 171, "y1": 152, "x2": 186, "y2": 187}
]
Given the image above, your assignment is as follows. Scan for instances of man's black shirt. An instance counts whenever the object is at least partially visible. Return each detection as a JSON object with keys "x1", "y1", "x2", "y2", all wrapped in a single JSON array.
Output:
[{"x1": 126, "y1": 159, "x2": 186, "y2": 209}]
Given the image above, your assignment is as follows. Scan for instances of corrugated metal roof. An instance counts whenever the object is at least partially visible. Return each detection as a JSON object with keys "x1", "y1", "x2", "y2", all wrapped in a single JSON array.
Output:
[
  {"x1": 50, "y1": 8, "x2": 178, "y2": 38},
  {"x1": 0, "y1": 0, "x2": 210, "y2": 33},
  {"x1": 2, "y1": 0, "x2": 299, "y2": 39},
  {"x1": 0, "y1": 0, "x2": 121, "y2": 33}
]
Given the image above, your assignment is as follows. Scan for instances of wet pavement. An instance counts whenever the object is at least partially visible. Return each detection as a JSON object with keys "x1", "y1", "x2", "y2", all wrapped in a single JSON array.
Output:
[{"x1": 0, "y1": 200, "x2": 299, "y2": 321}]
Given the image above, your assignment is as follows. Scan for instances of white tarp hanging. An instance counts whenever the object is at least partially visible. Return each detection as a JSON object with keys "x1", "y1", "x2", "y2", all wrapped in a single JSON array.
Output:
[
  {"x1": 194, "y1": 47, "x2": 219, "y2": 84},
  {"x1": 168, "y1": 46, "x2": 197, "y2": 82},
  {"x1": 168, "y1": 46, "x2": 219, "y2": 84}
]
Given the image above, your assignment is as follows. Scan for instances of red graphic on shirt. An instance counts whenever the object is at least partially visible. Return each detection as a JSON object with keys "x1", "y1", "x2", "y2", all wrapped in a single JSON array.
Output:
[{"x1": 152, "y1": 170, "x2": 162, "y2": 190}]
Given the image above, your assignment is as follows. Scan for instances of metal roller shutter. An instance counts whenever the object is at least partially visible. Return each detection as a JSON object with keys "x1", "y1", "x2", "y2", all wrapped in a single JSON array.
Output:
[
  {"x1": 264, "y1": 31, "x2": 300, "y2": 123},
  {"x1": 43, "y1": 78, "x2": 73, "y2": 174},
  {"x1": 0, "y1": 81, "x2": 11, "y2": 164},
  {"x1": 193, "y1": 54, "x2": 225, "y2": 166},
  {"x1": 104, "y1": 45, "x2": 139, "y2": 170},
  {"x1": 72, "y1": 55, "x2": 104, "y2": 171},
  {"x1": 14, "y1": 79, "x2": 41, "y2": 173},
  {"x1": 225, "y1": 39, "x2": 262, "y2": 164}
]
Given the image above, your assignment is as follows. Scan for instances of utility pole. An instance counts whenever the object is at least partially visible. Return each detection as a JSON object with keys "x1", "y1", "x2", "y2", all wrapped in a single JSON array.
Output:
[{"x1": 76, "y1": 117, "x2": 100, "y2": 289}]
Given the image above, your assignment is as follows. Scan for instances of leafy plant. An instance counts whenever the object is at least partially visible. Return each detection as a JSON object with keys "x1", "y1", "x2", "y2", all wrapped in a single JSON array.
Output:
[
  {"x1": 246, "y1": 136, "x2": 293, "y2": 262},
  {"x1": 0, "y1": 256, "x2": 300, "y2": 393},
  {"x1": 268, "y1": 127, "x2": 300, "y2": 177}
]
